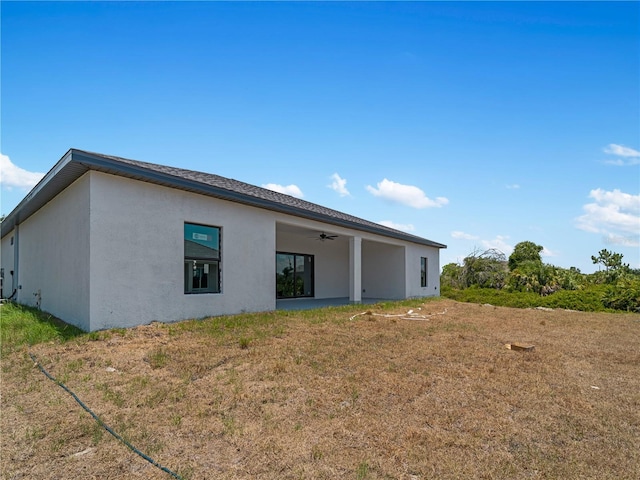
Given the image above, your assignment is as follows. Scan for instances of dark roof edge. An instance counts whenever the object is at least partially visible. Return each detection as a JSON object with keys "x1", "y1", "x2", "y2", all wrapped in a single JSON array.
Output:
[
  {"x1": 1, "y1": 149, "x2": 78, "y2": 237},
  {"x1": 2, "y1": 149, "x2": 447, "y2": 249},
  {"x1": 72, "y1": 150, "x2": 447, "y2": 249}
]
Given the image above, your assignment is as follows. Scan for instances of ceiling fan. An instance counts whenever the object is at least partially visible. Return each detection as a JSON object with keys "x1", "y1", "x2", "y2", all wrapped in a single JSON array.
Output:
[{"x1": 314, "y1": 232, "x2": 338, "y2": 241}]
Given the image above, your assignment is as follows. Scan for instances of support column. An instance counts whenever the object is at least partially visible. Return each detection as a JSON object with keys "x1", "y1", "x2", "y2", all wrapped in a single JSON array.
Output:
[
  {"x1": 13, "y1": 224, "x2": 20, "y2": 300},
  {"x1": 349, "y1": 236, "x2": 362, "y2": 303}
]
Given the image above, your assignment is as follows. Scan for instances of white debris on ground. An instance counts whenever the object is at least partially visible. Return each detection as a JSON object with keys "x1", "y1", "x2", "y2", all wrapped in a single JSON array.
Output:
[
  {"x1": 349, "y1": 306, "x2": 447, "y2": 322},
  {"x1": 72, "y1": 447, "x2": 95, "y2": 457}
]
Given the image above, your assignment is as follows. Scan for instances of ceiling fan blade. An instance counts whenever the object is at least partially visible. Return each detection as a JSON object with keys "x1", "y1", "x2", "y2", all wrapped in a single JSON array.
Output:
[{"x1": 311, "y1": 232, "x2": 339, "y2": 241}]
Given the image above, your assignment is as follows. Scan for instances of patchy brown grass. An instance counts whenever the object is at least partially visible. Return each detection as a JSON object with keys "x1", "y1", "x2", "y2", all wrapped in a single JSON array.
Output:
[{"x1": 2, "y1": 299, "x2": 639, "y2": 479}]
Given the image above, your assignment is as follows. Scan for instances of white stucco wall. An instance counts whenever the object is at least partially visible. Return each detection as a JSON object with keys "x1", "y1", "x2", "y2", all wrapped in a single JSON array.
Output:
[
  {"x1": 314, "y1": 242, "x2": 350, "y2": 298},
  {"x1": 88, "y1": 171, "x2": 276, "y2": 330},
  {"x1": 361, "y1": 240, "x2": 406, "y2": 299},
  {"x1": 1, "y1": 229, "x2": 16, "y2": 296},
  {"x1": 2, "y1": 166, "x2": 443, "y2": 331},
  {"x1": 9, "y1": 175, "x2": 92, "y2": 331},
  {"x1": 404, "y1": 243, "x2": 441, "y2": 298}
]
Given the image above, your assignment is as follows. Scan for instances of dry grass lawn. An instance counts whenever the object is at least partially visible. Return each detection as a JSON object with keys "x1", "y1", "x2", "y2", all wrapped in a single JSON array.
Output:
[{"x1": 2, "y1": 299, "x2": 639, "y2": 479}]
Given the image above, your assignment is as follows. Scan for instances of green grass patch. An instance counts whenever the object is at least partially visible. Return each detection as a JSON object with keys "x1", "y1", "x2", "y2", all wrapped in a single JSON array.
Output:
[
  {"x1": 167, "y1": 299, "x2": 434, "y2": 344},
  {"x1": 145, "y1": 347, "x2": 169, "y2": 369},
  {"x1": 0, "y1": 302, "x2": 84, "y2": 356},
  {"x1": 356, "y1": 461, "x2": 371, "y2": 479},
  {"x1": 441, "y1": 285, "x2": 612, "y2": 312},
  {"x1": 169, "y1": 311, "x2": 287, "y2": 343}
]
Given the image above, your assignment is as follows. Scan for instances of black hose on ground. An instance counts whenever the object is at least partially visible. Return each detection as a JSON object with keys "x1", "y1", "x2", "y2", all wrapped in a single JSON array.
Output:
[{"x1": 28, "y1": 352, "x2": 184, "y2": 480}]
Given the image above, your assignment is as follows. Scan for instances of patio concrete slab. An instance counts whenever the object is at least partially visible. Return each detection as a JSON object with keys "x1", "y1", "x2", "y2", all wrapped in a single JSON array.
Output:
[{"x1": 276, "y1": 297, "x2": 389, "y2": 311}]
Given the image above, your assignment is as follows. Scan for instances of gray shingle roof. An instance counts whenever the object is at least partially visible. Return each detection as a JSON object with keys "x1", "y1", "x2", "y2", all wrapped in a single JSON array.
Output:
[
  {"x1": 1, "y1": 149, "x2": 446, "y2": 249},
  {"x1": 184, "y1": 240, "x2": 219, "y2": 259}
]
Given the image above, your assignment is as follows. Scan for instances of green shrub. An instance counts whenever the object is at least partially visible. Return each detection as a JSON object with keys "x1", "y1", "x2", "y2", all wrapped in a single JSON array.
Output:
[
  {"x1": 540, "y1": 286, "x2": 608, "y2": 312},
  {"x1": 555, "y1": 267, "x2": 585, "y2": 290},
  {"x1": 442, "y1": 285, "x2": 610, "y2": 312},
  {"x1": 441, "y1": 263, "x2": 464, "y2": 289},
  {"x1": 602, "y1": 277, "x2": 640, "y2": 312},
  {"x1": 442, "y1": 286, "x2": 541, "y2": 308},
  {"x1": 506, "y1": 261, "x2": 554, "y2": 294},
  {"x1": 460, "y1": 249, "x2": 508, "y2": 289},
  {"x1": 508, "y1": 241, "x2": 543, "y2": 271},
  {"x1": 441, "y1": 245, "x2": 636, "y2": 312},
  {"x1": 506, "y1": 263, "x2": 585, "y2": 295}
]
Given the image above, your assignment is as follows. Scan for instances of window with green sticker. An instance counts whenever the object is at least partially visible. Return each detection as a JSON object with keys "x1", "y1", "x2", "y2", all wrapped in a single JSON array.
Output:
[{"x1": 184, "y1": 223, "x2": 221, "y2": 294}]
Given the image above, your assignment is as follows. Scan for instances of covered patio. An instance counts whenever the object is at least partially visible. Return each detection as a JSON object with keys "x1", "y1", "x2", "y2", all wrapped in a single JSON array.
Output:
[{"x1": 275, "y1": 221, "x2": 408, "y2": 305}]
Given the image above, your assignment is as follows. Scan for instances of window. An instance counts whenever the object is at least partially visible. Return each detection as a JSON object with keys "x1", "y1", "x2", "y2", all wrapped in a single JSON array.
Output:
[
  {"x1": 421, "y1": 257, "x2": 428, "y2": 287},
  {"x1": 184, "y1": 223, "x2": 221, "y2": 294},
  {"x1": 276, "y1": 252, "x2": 314, "y2": 298}
]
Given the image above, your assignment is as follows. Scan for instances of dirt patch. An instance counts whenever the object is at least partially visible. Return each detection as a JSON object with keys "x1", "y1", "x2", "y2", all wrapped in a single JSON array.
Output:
[{"x1": 2, "y1": 299, "x2": 639, "y2": 479}]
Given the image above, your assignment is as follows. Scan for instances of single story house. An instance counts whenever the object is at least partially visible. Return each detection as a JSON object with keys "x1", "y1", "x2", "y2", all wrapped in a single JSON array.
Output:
[{"x1": 0, "y1": 149, "x2": 446, "y2": 331}]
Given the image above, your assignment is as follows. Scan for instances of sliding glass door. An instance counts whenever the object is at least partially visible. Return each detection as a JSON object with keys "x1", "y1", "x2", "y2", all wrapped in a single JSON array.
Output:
[{"x1": 276, "y1": 252, "x2": 314, "y2": 298}]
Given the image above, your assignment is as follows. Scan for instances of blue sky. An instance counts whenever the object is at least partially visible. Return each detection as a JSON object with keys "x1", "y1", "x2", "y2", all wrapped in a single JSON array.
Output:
[{"x1": 1, "y1": 1, "x2": 639, "y2": 273}]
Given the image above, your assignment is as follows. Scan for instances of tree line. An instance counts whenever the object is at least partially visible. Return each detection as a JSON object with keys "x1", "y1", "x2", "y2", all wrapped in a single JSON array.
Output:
[{"x1": 441, "y1": 242, "x2": 640, "y2": 312}]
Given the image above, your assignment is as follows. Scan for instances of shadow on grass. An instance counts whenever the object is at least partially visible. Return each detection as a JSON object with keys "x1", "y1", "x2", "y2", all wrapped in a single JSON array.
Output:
[{"x1": 0, "y1": 302, "x2": 85, "y2": 355}]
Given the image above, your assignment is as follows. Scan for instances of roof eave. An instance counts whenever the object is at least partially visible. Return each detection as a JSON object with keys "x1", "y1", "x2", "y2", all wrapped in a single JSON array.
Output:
[
  {"x1": 1, "y1": 149, "x2": 88, "y2": 237},
  {"x1": 72, "y1": 150, "x2": 447, "y2": 248},
  {"x1": 2, "y1": 149, "x2": 447, "y2": 249}
]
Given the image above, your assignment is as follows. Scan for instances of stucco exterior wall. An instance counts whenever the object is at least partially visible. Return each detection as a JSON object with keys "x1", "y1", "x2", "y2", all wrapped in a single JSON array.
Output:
[
  {"x1": 404, "y1": 243, "x2": 441, "y2": 298},
  {"x1": 10, "y1": 175, "x2": 92, "y2": 331},
  {"x1": 2, "y1": 166, "x2": 443, "y2": 331},
  {"x1": 1, "y1": 228, "x2": 16, "y2": 296},
  {"x1": 88, "y1": 171, "x2": 276, "y2": 330},
  {"x1": 361, "y1": 240, "x2": 406, "y2": 299},
  {"x1": 313, "y1": 241, "x2": 349, "y2": 298}
]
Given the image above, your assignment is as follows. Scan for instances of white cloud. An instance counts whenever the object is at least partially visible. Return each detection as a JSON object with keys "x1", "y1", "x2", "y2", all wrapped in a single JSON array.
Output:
[
  {"x1": 262, "y1": 183, "x2": 304, "y2": 199},
  {"x1": 366, "y1": 178, "x2": 448, "y2": 209},
  {"x1": 506, "y1": 184, "x2": 520, "y2": 190},
  {"x1": 455, "y1": 232, "x2": 552, "y2": 258},
  {"x1": 590, "y1": 189, "x2": 640, "y2": 214},
  {"x1": 377, "y1": 220, "x2": 415, "y2": 232},
  {"x1": 603, "y1": 144, "x2": 640, "y2": 166},
  {"x1": 328, "y1": 173, "x2": 350, "y2": 197},
  {"x1": 0, "y1": 154, "x2": 45, "y2": 190},
  {"x1": 604, "y1": 233, "x2": 639, "y2": 248},
  {"x1": 604, "y1": 159, "x2": 630, "y2": 166},
  {"x1": 576, "y1": 188, "x2": 640, "y2": 246},
  {"x1": 481, "y1": 235, "x2": 513, "y2": 255},
  {"x1": 451, "y1": 231, "x2": 479, "y2": 240},
  {"x1": 604, "y1": 144, "x2": 640, "y2": 157}
]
